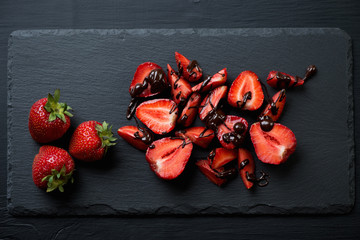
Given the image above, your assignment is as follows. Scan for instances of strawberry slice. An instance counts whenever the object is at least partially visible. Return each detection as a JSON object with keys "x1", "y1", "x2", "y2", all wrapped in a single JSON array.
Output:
[
  {"x1": 177, "y1": 92, "x2": 201, "y2": 127},
  {"x1": 259, "y1": 89, "x2": 286, "y2": 122},
  {"x1": 192, "y1": 68, "x2": 227, "y2": 93},
  {"x1": 267, "y1": 65, "x2": 317, "y2": 89},
  {"x1": 167, "y1": 64, "x2": 192, "y2": 105},
  {"x1": 227, "y1": 71, "x2": 264, "y2": 111},
  {"x1": 175, "y1": 52, "x2": 203, "y2": 82},
  {"x1": 238, "y1": 148, "x2": 255, "y2": 189},
  {"x1": 209, "y1": 148, "x2": 238, "y2": 170},
  {"x1": 199, "y1": 85, "x2": 228, "y2": 121},
  {"x1": 217, "y1": 115, "x2": 248, "y2": 149},
  {"x1": 196, "y1": 159, "x2": 227, "y2": 186},
  {"x1": 250, "y1": 122, "x2": 297, "y2": 165},
  {"x1": 175, "y1": 126, "x2": 214, "y2": 149},
  {"x1": 136, "y1": 99, "x2": 178, "y2": 135},
  {"x1": 146, "y1": 137, "x2": 193, "y2": 180},
  {"x1": 117, "y1": 125, "x2": 153, "y2": 151},
  {"x1": 129, "y1": 62, "x2": 168, "y2": 98}
]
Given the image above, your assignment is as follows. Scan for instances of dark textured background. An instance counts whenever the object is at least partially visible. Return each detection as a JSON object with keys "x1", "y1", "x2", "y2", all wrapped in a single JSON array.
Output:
[
  {"x1": 1, "y1": 0, "x2": 360, "y2": 239},
  {"x1": 7, "y1": 29, "x2": 353, "y2": 216}
]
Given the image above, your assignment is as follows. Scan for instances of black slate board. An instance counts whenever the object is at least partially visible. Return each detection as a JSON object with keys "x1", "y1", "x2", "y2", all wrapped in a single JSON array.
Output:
[{"x1": 7, "y1": 28, "x2": 354, "y2": 216}]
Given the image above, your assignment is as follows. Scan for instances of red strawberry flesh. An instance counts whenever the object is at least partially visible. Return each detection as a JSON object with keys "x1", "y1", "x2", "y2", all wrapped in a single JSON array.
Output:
[
  {"x1": 117, "y1": 125, "x2": 153, "y2": 151},
  {"x1": 175, "y1": 52, "x2": 203, "y2": 82},
  {"x1": 167, "y1": 64, "x2": 192, "y2": 105},
  {"x1": 217, "y1": 115, "x2": 248, "y2": 149},
  {"x1": 199, "y1": 85, "x2": 228, "y2": 121},
  {"x1": 146, "y1": 137, "x2": 193, "y2": 180},
  {"x1": 250, "y1": 122, "x2": 296, "y2": 165},
  {"x1": 129, "y1": 62, "x2": 168, "y2": 98},
  {"x1": 177, "y1": 92, "x2": 201, "y2": 127},
  {"x1": 175, "y1": 126, "x2": 214, "y2": 149},
  {"x1": 196, "y1": 159, "x2": 227, "y2": 186},
  {"x1": 209, "y1": 148, "x2": 238, "y2": 170},
  {"x1": 238, "y1": 148, "x2": 255, "y2": 189},
  {"x1": 192, "y1": 68, "x2": 227, "y2": 93},
  {"x1": 136, "y1": 99, "x2": 178, "y2": 135},
  {"x1": 228, "y1": 71, "x2": 264, "y2": 111}
]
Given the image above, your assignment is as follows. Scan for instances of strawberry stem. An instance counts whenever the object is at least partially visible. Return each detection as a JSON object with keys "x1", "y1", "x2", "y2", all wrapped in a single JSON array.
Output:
[
  {"x1": 44, "y1": 89, "x2": 73, "y2": 123},
  {"x1": 95, "y1": 121, "x2": 117, "y2": 152},
  {"x1": 41, "y1": 165, "x2": 74, "y2": 193}
]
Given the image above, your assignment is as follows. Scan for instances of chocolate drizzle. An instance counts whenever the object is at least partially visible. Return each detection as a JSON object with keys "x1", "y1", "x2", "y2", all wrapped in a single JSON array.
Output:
[
  {"x1": 199, "y1": 75, "x2": 212, "y2": 92},
  {"x1": 187, "y1": 60, "x2": 202, "y2": 78},
  {"x1": 303, "y1": 65, "x2": 317, "y2": 81},
  {"x1": 246, "y1": 171, "x2": 270, "y2": 187},
  {"x1": 126, "y1": 98, "x2": 140, "y2": 120},
  {"x1": 222, "y1": 122, "x2": 246, "y2": 147},
  {"x1": 239, "y1": 159, "x2": 249, "y2": 170},
  {"x1": 259, "y1": 115, "x2": 274, "y2": 132},
  {"x1": 275, "y1": 65, "x2": 317, "y2": 88},
  {"x1": 236, "y1": 91, "x2": 252, "y2": 109},
  {"x1": 216, "y1": 168, "x2": 237, "y2": 179},
  {"x1": 275, "y1": 72, "x2": 292, "y2": 89},
  {"x1": 204, "y1": 108, "x2": 227, "y2": 131},
  {"x1": 134, "y1": 127, "x2": 153, "y2": 145}
]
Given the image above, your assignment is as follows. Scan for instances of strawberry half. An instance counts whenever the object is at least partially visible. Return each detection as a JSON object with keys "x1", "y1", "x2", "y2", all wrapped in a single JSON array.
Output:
[
  {"x1": 146, "y1": 137, "x2": 193, "y2": 180},
  {"x1": 192, "y1": 68, "x2": 227, "y2": 93},
  {"x1": 267, "y1": 65, "x2": 317, "y2": 89},
  {"x1": 217, "y1": 115, "x2": 248, "y2": 149},
  {"x1": 196, "y1": 159, "x2": 227, "y2": 186},
  {"x1": 259, "y1": 89, "x2": 286, "y2": 122},
  {"x1": 227, "y1": 71, "x2": 264, "y2": 111},
  {"x1": 136, "y1": 99, "x2": 178, "y2": 135},
  {"x1": 117, "y1": 125, "x2": 153, "y2": 151},
  {"x1": 177, "y1": 92, "x2": 201, "y2": 127},
  {"x1": 250, "y1": 122, "x2": 297, "y2": 165},
  {"x1": 129, "y1": 62, "x2": 168, "y2": 98},
  {"x1": 209, "y1": 148, "x2": 238, "y2": 170},
  {"x1": 199, "y1": 85, "x2": 228, "y2": 121},
  {"x1": 175, "y1": 52, "x2": 202, "y2": 82},
  {"x1": 167, "y1": 64, "x2": 192, "y2": 105},
  {"x1": 175, "y1": 126, "x2": 214, "y2": 149},
  {"x1": 238, "y1": 148, "x2": 255, "y2": 189}
]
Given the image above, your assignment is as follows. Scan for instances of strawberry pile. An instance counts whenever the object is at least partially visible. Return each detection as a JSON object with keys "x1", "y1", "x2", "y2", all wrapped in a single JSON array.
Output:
[
  {"x1": 119, "y1": 52, "x2": 317, "y2": 188},
  {"x1": 29, "y1": 89, "x2": 116, "y2": 192}
]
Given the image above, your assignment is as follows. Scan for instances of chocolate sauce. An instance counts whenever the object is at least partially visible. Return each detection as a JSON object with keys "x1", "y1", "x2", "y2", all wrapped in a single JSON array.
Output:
[
  {"x1": 126, "y1": 98, "x2": 140, "y2": 119},
  {"x1": 203, "y1": 108, "x2": 227, "y2": 131},
  {"x1": 130, "y1": 68, "x2": 167, "y2": 98},
  {"x1": 259, "y1": 115, "x2": 274, "y2": 132},
  {"x1": 149, "y1": 144, "x2": 155, "y2": 149},
  {"x1": 239, "y1": 159, "x2": 249, "y2": 170},
  {"x1": 246, "y1": 171, "x2": 269, "y2": 187},
  {"x1": 216, "y1": 168, "x2": 237, "y2": 179},
  {"x1": 199, "y1": 75, "x2": 212, "y2": 91},
  {"x1": 208, "y1": 150, "x2": 216, "y2": 160},
  {"x1": 198, "y1": 127, "x2": 214, "y2": 138},
  {"x1": 187, "y1": 60, "x2": 202, "y2": 78},
  {"x1": 178, "y1": 113, "x2": 188, "y2": 125},
  {"x1": 303, "y1": 65, "x2": 317, "y2": 81},
  {"x1": 176, "y1": 91, "x2": 181, "y2": 100},
  {"x1": 236, "y1": 91, "x2": 252, "y2": 109},
  {"x1": 222, "y1": 132, "x2": 244, "y2": 147},
  {"x1": 134, "y1": 127, "x2": 153, "y2": 145},
  {"x1": 275, "y1": 72, "x2": 292, "y2": 89},
  {"x1": 233, "y1": 122, "x2": 246, "y2": 134}
]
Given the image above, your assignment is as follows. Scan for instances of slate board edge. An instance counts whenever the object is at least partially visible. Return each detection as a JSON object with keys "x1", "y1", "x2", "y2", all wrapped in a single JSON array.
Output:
[{"x1": 6, "y1": 28, "x2": 355, "y2": 216}]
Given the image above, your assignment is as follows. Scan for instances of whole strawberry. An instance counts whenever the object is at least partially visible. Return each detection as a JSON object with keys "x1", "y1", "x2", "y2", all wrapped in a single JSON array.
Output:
[
  {"x1": 32, "y1": 146, "x2": 75, "y2": 192},
  {"x1": 69, "y1": 121, "x2": 117, "y2": 161},
  {"x1": 28, "y1": 89, "x2": 73, "y2": 143}
]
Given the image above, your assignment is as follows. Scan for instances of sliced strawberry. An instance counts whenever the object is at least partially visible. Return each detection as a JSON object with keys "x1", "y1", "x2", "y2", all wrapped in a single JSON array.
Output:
[
  {"x1": 129, "y1": 62, "x2": 168, "y2": 98},
  {"x1": 260, "y1": 89, "x2": 286, "y2": 122},
  {"x1": 267, "y1": 71, "x2": 303, "y2": 89},
  {"x1": 267, "y1": 65, "x2": 317, "y2": 89},
  {"x1": 250, "y1": 122, "x2": 297, "y2": 165},
  {"x1": 196, "y1": 159, "x2": 227, "y2": 186},
  {"x1": 136, "y1": 99, "x2": 178, "y2": 135},
  {"x1": 199, "y1": 85, "x2": 228, "y2": 121},
  {"x1": 175, "y1": 52, "x2": 202, "y2": 82},
  {"x1": 175, "y1": 126, "x2": 214, "y2": 149},
  {"x1": 227, "y1": 71, "x2": 264, "y2": 111},
  {"x1": 167, "y1": 64, "x2": 192, "y2": 105},
  {"x1": 192, "y1": 68, "x2": 227, "y2": 93},
  {"x1": 209, "y1": 148, "x2": 238, "y2": 170},
  {"x1": 177, "y1": 92, "x2": 201, "y2": 127},
  {"x1": 117, "y1": 125, "x2": 153, "y2": 151},
  {"x1": 238, "y1": 148, "x2": 255, "y2": 189},
  {"x1": 146, "y1": 137, "x2": 193, "y2": 180},
  {"x1": 217, "y1": 115, "x2": 248, "y2": 149}
]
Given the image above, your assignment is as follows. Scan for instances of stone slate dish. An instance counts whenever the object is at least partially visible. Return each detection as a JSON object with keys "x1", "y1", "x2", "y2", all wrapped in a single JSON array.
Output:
[{"x1": 7, "y1": 28, "x2": 354, "y2": 216}]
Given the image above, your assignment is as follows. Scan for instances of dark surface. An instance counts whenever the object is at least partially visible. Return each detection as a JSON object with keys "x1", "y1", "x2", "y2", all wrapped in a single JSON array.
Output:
[
  {"x1": 1, "y1": 0, "x2": 360, "y2": 239},
  {"x1": 7, "y1": 28, "x2": 353, "y2": 216}
]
